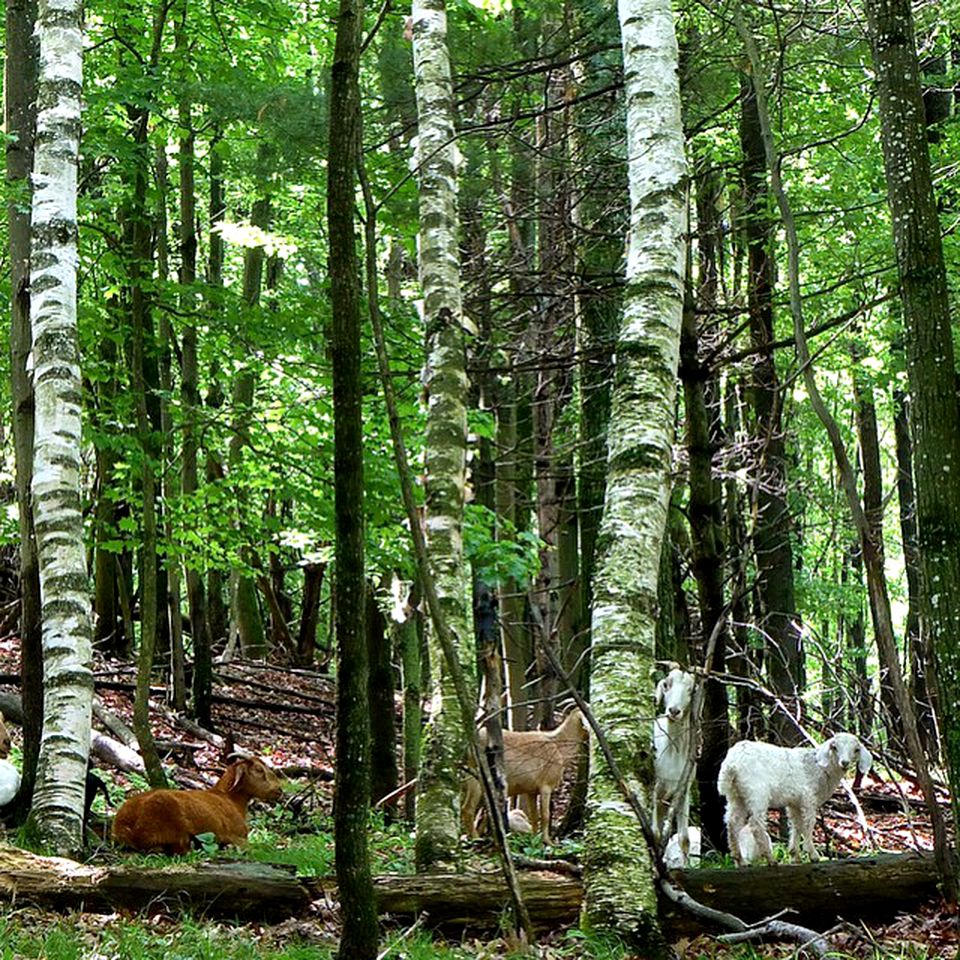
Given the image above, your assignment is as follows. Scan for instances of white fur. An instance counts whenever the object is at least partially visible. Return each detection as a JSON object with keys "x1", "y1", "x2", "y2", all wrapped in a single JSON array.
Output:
[
  {"x1": 507, "y1": 807, "x2": 532, "y2": 834},
  {"x1": 653, "y1": 667, "x2": 697, "y2": 865},
  {"x1": 0, "y1": 759, "x2": 21, "y2": 806},
  {"x1": 664, "y1": 825, "x2": 701, "y2": 869},
  {"x1": 718, "y1": 732, "x2": 871, "y2": 865}
]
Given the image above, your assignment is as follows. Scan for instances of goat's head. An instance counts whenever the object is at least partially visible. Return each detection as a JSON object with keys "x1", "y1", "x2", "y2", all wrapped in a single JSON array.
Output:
[
  {"x1": 562, "y1": 707, "x2": 589, "y2": 742},
  {"x1": 656, "y1": 667, "x2": 695, "y2": 721},
  {"x1": 815, "y1": 732, "x2": 872, "y2": 775},
  {"x1": 0, "y1": 714, "x2": 10, "y2": 759},
  {"x1": 221, "y1": 756, "x2": 284, "y2": 801}
]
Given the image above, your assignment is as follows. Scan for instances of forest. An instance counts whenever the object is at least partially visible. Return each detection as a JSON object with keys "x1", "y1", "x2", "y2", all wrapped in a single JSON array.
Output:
[{"x1": 1, "y1": 0, "x2": 959, "y2": 956}]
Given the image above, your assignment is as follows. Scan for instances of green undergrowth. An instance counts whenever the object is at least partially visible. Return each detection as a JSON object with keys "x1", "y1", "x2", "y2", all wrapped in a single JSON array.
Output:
[{"x1": 0, "y1": 912, "x2": 335, "y2": 960}]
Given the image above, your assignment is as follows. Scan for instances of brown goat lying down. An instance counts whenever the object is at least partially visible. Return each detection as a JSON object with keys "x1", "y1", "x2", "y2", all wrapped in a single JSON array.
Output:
[
  {"x1": 462, "y1": 707, "x2": 589, "y2": 844},
  {"x1": 112, "y1": 755, "x2": 283, "y2": 855}
]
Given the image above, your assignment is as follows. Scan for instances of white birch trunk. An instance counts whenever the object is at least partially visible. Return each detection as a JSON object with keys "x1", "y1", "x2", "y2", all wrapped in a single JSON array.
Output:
[
  {"x1": 29, "y1": 0, "x2": 93, "y2": 854},
  {"x1": 410, "y1": 0, "x2": 474, "y2": 867},
  {"x1": 583, "y1": 0, "x2": 687, "y2": 948}
]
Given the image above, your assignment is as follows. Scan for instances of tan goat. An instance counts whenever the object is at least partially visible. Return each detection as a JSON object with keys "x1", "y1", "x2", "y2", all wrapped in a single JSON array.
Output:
[
  {"x1": 112, "y1": 755, "x2": 283, "y2": 855},
  {"x1": 462, "y1": 707, "x2": 588, "y2": 844}
]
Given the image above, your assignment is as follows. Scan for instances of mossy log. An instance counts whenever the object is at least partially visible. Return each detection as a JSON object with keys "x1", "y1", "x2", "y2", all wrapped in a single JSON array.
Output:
[
  {"x1": 661, "y1": 851, "x2": 941, "y2": 934},
  {"x1": 0, "y1": 846, "x2": 940, "y2": 932},
  {"x1": 0, "y1": 847, "x2": 581, "y2": 926}
]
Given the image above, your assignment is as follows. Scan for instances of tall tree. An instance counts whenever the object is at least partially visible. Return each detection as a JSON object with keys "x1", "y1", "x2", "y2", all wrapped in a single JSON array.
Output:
[
  {"x1": 410, "y1": 0, "x2": 475, "y2": 869},
  {"x1": 865, "y1": 0, "x2": 960, "y2": 873},
  {"x1": 6, "y1": 0, "x2": 44, "y2": 823},
  {"x1": 583, "y1": 0, "x2": 686, "y2": 949},
  {"x1": 28, "y1": 0, "x2": 94, "y2": 854},
  {"x1": 738, "y1": 77, "x2": 801, "y2": 742},
  {"x1": 328, "y1": 0, "x2": 378, "y2": 948}
]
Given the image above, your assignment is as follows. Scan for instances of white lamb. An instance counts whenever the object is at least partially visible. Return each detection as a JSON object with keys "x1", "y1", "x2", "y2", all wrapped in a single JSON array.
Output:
[
  {"x1": 664, "y1": 825, "x2": 701, "y2": 869},
  {"x1": 653, "y1": 666, "x2": 697, "y2": 865},
  {"x1": 718, "y1": 732, "x2": 872, "y2": 866}
]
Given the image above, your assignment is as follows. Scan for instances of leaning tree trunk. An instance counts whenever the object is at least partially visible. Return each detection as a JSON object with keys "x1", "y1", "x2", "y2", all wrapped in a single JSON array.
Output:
[
  {"x1": 865, "y1": 0, "x2": 960, "y2": 885},
  {"x1": 27, "y1": 0, "x2": 94, "y2": 855},
  {"x1": 328, "y1": 0, "x2": 378, "y2": 949},
  {"x1": 582, "y1": 0, "x2": 686, "y2": 951},
  {"x1": 410, "y1": 0, "x2": 475, "y2": 870},
  {"x1": 6, "y1": 0, "x2": 44, "y2": 825}
]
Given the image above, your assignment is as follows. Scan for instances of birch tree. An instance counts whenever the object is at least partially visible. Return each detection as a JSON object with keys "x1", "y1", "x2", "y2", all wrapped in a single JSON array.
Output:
[
  {"x1": 410, "y1": 0, "x2": 475, "y2": 869},
  {"x1": 583, "y1": 0, "x2": 686, "y2": 949},
  {"x1": 864, "y1": 0, "x2": 960, "y2": 896},
  {"x1": 28, "y1": 0, "x2": 93, "y2": 853}
]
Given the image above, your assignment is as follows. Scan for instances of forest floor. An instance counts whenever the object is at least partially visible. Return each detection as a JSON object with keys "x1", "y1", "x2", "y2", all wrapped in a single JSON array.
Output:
[{"x1": 0, "y1": 639, "x2": 955, "y2": 959}]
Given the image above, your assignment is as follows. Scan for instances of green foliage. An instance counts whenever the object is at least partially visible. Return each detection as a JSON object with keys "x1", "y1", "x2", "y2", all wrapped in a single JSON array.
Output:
[
  {"x1": 0, "y1": 915, "x2": 335, "y2": 960},
  {"x1": 464, "y1": 504, "x2": 542, "y2": 588}
]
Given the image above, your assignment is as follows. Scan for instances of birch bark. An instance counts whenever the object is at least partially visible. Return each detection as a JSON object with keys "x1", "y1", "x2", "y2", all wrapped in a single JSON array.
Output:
[
  {"x1": 28, "y1": 0, "x2": 93, "y2": 854},
  {"x1": 410, "y1": 0, "x2": 474, "y2": 868},
  {"x1": 583, "y1": 0, "x2": 686, "y2": 948}
]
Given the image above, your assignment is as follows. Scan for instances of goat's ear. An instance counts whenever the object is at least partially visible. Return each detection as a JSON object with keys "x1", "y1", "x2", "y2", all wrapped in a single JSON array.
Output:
[
  {"x1": 815, "y1": 740, "x2": 834, "y2": 768},
  {"x1": 223, "y1": 759, "x2": 248, "y2": 791},
  {"x1": 655, "y1": 678, "x2": 667, "y2": 707},
  {"x1": 857, "y1": 744, "x2": 872, "y2": 775}
]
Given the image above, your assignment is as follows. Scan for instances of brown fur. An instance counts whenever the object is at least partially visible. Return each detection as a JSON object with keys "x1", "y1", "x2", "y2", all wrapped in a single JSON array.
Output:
[
  {"x1": 0, "y1": 713, "x2": 11, "y2": 759},
  {"x1": 112, "y1": 756, "x2": 282, "y2": 855},
  {"x1": 462, "y1": 708, "x2": 588, "y2": 843}
]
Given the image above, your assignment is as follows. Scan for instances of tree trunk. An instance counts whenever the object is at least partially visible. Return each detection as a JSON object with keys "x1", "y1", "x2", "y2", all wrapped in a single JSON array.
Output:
[
  {"x1": 202, "y1": 136, "x2": 228, "y2": 673},
  {"x1": 398, "y1": 592, "x2": 422, "y2": 823},
  {"x1": 865, "y1": 0, "x2": 960, "y2": 881},
  {"x1": 6, "y1": 0, "x2": 43, "y2": 826},
  {"x1": 229, "y1": 188, "x2": 270, "y2": 660},
  {"x1": 893, "y1": 389, "x2": 938, "y2": 757},
  {"x1": 738, "y1": 76, "x2": 801, "y2": 743},
  {"x1": 852, "y1": 357, "x2": 897, "y2": 744},
  {"x1": 582, "y1": 0, "x2": 686, "y2": 950},
  {"x1": 328, "y1": 0, "x2": 378, "y2": 947},
  {"x1": 28, "y1": 0, "x2": 94, "y2": 854},
  {"x1": 296, "y1": 563, "x2": 325, "y2": 666},
  {"x1": 410, "y1": 0, "x2": 475, "y2": 870},
  {"x1": 494, "y1": 386, "x2": 530, "y2": 731},
  {"x1": 176, "y1": 0, "x2": 213, "y2": 727},
  {"x1": 367, "y1": 587, "x2": 399, "y2": 817},
  {"x1": 155, "y1": 148, "x2": 187, "y2": 714},
  {"x1": 531, "y1": 35, "x2": 577, "y2": 724},
  {"x1": 682, "y1": 155, "x2": 730, "y2": 853}
]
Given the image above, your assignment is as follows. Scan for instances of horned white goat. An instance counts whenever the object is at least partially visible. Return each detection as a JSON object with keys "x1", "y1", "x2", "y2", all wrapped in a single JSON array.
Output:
[
  {"x1": 653, "y1": 666, "x2": 697, "y2": 865},
  {"x1": 718, "y1": 732, "x2": 872, "y2": 865}
]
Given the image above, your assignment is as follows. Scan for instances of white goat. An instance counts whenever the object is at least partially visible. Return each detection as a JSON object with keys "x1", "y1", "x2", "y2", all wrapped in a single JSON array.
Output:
[
  {"x1": 653, "y1": 666, "x2": 697, "y2": 865},
  {"x1": 718, "y1": 732, "x2": 872, "y2": 865}
]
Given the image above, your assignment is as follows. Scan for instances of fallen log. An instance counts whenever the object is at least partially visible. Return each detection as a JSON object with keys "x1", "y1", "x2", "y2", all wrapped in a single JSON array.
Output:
[
  {"x1": 0, "y1": 847, "x2": 311, "y2": 921},
  {"x1": 661, "y1": 851, "x2": 941, "y2": 934},
  {"x1": 0, "y1": 847, "x2": 581, "y2": 926},
  {"x1": 0, "y1": 846, "x2": 940, "y2": 933}
]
